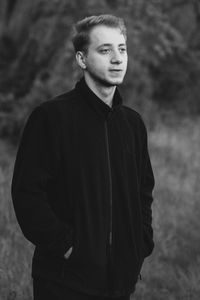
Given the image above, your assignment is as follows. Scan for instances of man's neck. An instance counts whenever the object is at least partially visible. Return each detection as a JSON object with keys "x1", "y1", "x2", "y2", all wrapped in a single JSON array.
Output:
[{"x1": 84, "y1": 75, "x2": 116, "y2": 108}]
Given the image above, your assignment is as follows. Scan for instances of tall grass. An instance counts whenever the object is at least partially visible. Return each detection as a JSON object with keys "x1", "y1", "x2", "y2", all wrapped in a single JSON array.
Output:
[
  {"x1": 0, "y1": 142, "x2": 33, "y2": 300},
  {"x1": 1, "y1": 116, "x2": 200, "y2": 299},
  {"x1": 133, "y1": 116, "x2": 200, "y2": 300}
]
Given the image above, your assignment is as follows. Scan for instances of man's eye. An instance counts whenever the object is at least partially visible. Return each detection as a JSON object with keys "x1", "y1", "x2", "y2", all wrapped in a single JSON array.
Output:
[
  {"x1": 119, "y1": 48, "x2": 127, "y2": 53},
  {"x1": 99, "y1": 49, "x2": 110, "y2": 54}
]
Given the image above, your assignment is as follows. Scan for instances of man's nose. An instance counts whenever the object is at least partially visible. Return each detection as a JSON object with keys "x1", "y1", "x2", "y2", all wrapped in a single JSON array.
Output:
[{"x1": 110, "y1": 50, "x2": 122, "y2": 64}]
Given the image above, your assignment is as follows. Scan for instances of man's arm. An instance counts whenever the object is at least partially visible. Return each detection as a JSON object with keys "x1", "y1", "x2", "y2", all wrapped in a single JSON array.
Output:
[
  {"x1": 140, "y1": 120, "x2": 155, "y2": 258},
  {"x1": 11, "y1": 105, "x2": 73, "y2": 257}
]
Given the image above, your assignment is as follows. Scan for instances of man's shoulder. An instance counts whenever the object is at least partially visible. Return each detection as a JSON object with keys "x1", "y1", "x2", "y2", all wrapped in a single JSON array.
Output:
[
  {"x1": 121, "y1": 105, "x2": 141, "y2": 118},
  {"x1": 39, "y1": 88, "x2": 79, "y2": 112},
  {"x1": 30, "y1": 87, "x2": 83, "y2": 125},
  {"x1": 121, "y1": 105, "x2": 145, "y2": 127},
  {"x1": 120, "y1": 105, "x2": 148, "y2": 140}
]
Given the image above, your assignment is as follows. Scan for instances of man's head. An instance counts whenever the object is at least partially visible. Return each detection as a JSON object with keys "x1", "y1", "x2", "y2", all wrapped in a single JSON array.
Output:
[
  {"x1": 72, "y1": 14, "x2": 128, "y2": 87},
  {"x1": 72, "y1": 15, "x2": 127, "y2": 53}
]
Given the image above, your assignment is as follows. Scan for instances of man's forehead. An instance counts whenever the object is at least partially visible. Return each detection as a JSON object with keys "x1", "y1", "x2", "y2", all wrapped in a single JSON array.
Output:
[{"x1": 89, "y1": 25, "x2": 126, "y2": 46}]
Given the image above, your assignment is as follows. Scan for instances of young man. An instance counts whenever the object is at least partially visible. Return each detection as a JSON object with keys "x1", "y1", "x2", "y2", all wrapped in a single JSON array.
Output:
[{"x1": 11, "y1": 14, "x2": 155, "y2": 300}]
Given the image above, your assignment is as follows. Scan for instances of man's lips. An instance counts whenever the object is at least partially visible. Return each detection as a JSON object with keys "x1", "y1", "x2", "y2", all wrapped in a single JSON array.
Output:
[{"x1": 109, "y1": 69, "x2": 123, "y2": 73}]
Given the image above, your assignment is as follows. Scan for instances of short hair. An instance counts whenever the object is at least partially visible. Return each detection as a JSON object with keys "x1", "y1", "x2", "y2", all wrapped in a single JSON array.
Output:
[{"x1": 72, "y1": 14, "x2": 127, "y2": 53}]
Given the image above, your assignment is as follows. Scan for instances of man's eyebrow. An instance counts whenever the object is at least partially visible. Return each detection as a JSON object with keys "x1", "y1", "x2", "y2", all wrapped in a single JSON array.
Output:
[
  {"x1": 97, "y1": 43, "x2": 126, "y2": 48},
  {"x1": 97, "y1": 43, "x2": 112, "y2": 48}
]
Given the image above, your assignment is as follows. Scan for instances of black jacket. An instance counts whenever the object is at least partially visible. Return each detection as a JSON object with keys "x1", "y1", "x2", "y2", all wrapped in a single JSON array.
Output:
[{"x1": 11, "y1": 77, "x2": 155, "y2": 297}]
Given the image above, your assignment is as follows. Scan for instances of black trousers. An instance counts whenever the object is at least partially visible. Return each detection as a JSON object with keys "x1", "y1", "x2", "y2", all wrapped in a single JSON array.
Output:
[{"x1": 33, "y1": 278, "x2": 131, "y2": 300}]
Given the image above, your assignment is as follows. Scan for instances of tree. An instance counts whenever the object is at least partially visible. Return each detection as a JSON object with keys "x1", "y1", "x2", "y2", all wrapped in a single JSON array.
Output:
[{"x1": 0, "y1": 0, "x2": 199, "y2": 142}]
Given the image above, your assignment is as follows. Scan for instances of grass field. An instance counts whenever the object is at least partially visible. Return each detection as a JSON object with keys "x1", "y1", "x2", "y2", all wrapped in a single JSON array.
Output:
[
  {"x1": 1, "y1": 115, "x2": 200, "y2": 300},
  {"x1": 133, "y1": 116, "x2": 200, "y2": 300}
]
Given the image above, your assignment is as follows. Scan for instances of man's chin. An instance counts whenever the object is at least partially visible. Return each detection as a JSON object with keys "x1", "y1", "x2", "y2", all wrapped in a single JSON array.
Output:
[
  {"x1": 105, "y1": 77, "x2": 124, "y2": 87},
  {"x1": 89, "y1": 74, "x2": 124, "y2": 87}
]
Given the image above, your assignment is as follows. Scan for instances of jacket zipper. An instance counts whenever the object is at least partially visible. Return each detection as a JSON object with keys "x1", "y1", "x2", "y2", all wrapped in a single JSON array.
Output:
[{"x1": 104, "y1": 120, "x2": 113, "y2": 254}]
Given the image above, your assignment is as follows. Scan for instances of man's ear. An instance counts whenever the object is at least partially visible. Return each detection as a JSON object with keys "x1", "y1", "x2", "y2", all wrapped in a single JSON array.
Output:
[{"x1": 76, "y1": 51, "x2": 87, "y2": 70}]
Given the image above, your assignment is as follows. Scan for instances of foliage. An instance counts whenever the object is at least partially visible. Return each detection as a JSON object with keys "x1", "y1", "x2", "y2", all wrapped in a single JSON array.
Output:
[
  {"x1": 150, "y1": 0, "x2": 200, "y2": 112},
  {"x1": 1, "y1": 0, "x2": 200, "y2": 142}
]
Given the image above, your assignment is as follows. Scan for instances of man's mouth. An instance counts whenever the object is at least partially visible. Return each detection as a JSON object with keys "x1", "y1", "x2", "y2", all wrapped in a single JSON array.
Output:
[{"x1": 109, "y1": 69, "x2": 123, "y2": 72}]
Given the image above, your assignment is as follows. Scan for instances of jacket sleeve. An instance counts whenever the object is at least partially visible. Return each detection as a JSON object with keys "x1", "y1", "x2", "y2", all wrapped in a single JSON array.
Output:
[
  {"x1": 11, "y1": 105, "x2": 74, "y2": 256},
  {"x1": 140, "y1": 119, "x2": 155, "y2": 258}
]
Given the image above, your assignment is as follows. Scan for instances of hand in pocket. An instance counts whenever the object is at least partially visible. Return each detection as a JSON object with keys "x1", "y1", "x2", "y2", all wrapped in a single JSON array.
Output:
[{"x1": 64, "y1": 246, "x2": 73, "y2": 259}]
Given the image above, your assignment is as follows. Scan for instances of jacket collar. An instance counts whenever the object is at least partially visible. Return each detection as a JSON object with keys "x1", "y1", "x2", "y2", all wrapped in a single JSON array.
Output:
[{"x1": 75, "y1": 77, "x2": 123, "y2": 119}]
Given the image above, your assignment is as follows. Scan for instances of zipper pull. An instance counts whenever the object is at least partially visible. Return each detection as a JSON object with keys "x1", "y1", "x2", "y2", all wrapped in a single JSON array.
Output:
[{"x1": 109, "y1": 230, "x2": 112, "y2": 245}]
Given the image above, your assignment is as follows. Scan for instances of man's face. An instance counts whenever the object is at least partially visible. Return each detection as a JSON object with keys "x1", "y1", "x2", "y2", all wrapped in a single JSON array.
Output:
[{"x1": 83, "y1": 25, "x2": 128, "y2": 87}]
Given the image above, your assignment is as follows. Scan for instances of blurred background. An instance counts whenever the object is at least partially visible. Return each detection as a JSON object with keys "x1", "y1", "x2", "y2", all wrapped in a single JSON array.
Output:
[{"x1": 0, "y1": 0, "x2": 200, "y2": 299}]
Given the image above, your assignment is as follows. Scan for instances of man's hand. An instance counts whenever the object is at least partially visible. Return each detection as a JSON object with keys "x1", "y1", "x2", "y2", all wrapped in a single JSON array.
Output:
[{"x1": 64, "y1": 246, "x2": 73, "y2": 259}]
